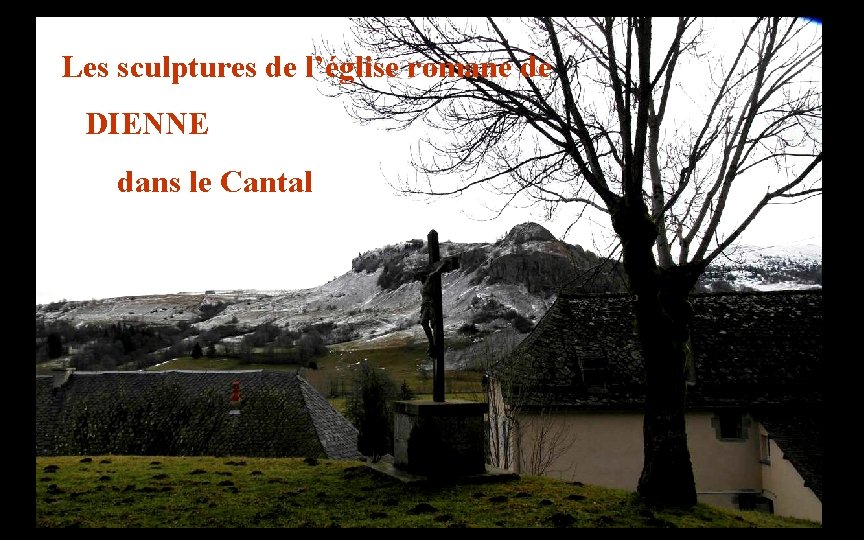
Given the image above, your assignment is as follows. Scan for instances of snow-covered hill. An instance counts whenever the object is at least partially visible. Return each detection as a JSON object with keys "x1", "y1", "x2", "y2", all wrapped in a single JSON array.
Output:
[
  {"x1": 697, "y1": 242, "x2": 822, "y2": 292},
  {"x1": 36, "y1": 223, "x2": 622, "y2": 344},
  {"x1": 36, "y1": 225, "x2": 822, "y2": 343}
]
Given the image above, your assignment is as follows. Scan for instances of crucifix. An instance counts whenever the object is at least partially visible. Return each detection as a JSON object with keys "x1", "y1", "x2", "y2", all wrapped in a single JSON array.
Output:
[{"x1": 413, "y1": 230, "x2": 460, "y2": 403}]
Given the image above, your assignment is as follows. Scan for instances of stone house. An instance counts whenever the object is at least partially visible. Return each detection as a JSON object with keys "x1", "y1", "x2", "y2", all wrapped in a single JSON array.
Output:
[{"x1": 487, "y1": 289, "x2": 822, "y2": 522}]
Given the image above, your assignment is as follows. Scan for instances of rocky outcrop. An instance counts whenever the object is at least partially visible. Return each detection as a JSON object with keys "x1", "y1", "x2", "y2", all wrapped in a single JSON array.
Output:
[
  {"x1": 486, "y1": 252, "x2": 583, "y2": 295},
  {"x1": 351, "y1": 239, "x2": 427, "y2": 291},
  {"x1": 501, "y1": 222, "x2": 557, "y2": 244},
  {"x1": 352, "y1": 222, "x2": 625, "y2": 297}
]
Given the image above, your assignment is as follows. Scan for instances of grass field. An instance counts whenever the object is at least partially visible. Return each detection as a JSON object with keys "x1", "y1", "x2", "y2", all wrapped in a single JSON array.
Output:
[
  {"x1": 35, "y1": 456, "x2": 819, "y2": 528},
  {"x1": 304, "y1": 342, "x2": 484, "y2": 398},
  {"x1": 152, "y1": 340, "x2": 485, "y2": 402}
]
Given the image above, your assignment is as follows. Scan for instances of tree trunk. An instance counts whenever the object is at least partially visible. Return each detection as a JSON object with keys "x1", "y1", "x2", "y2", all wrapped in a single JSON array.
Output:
[
  {"x1": 612, "y1": 201, "x2": 698, "y2": 507},
  {"x1": 635, "y1": 287, "x2": 697, "y2": 507}
]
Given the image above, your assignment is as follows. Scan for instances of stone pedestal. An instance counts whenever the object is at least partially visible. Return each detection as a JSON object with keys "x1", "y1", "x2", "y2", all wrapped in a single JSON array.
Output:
[{"x1": 393, "y1": 400, "x2": 487, "y2": 477}]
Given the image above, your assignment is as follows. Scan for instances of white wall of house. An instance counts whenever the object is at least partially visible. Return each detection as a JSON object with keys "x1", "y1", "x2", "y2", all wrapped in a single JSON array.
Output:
[
  {"x1": 504, "y1": 408, "x2": 820, "y2": 522},
  {"x1": 511, "y1": 411, "x2": 760, "y2": 492},
  {"x1": 760, "y1": 427, "x2": 822, "y2": 523},
  {"x1": 688, "y1": 411, "x2": 762, "y2": 509},
  {"x1": 514, "y1": 410, "x2": 644, "y2": 486}
]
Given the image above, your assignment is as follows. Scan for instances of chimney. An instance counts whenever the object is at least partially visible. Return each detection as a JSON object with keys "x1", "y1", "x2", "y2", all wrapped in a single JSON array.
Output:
[
  {"x1": 229, "y1": 380, "x2": 241, "y2": 415},
  {"x1": 51, "y1": 368, "x2": 75, "y2": 389}
]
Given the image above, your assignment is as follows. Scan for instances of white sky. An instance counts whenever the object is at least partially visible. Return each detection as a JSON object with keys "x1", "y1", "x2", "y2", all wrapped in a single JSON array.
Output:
[{"x1": 36, "y1": 17, "x2": 821, "y2": 304}]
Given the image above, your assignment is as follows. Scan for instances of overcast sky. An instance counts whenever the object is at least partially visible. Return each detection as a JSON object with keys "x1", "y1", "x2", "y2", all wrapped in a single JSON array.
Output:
[{"x1": 36, "y1": 17, "x2": 821, "y2": 304}]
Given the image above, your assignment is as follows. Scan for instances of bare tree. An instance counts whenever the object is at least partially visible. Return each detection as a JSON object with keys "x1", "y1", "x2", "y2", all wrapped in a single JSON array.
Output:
[
  {"x1": 317, "y1": 17, "x2": 822, "y2": 506},
  {"x1": 517, "y1": 407, "x2": 577, "y2": 477},
  {"x1": 479, "y1": 330, "x2": 575, "y2": 476}
]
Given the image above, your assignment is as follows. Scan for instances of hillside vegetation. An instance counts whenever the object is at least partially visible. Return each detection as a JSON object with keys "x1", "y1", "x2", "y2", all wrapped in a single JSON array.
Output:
[
  {"x1": 36, "y1": 223, "x2": 820, "y2": 375},
  {"x1": 36, "y1": 456, "x2": 819, "y2": 528}
]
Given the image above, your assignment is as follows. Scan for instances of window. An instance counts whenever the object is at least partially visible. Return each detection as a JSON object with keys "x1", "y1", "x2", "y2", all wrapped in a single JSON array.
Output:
[
  {"x1": 719, "y1": 412, "x2": 743, "y2": 439},
  {"x1": 711, "y1": 411, "x2": 751, "y2": 441},
  {"x1": 759, "y1": 434, "x2": 771, "y2": 465},
  {"x1": 579, "y1": 356, "x2": 608, "y2": 390}
]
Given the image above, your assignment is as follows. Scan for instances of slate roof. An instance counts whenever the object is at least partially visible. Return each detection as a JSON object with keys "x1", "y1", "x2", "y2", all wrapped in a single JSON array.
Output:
[
  {"x1": 500, "y1": 289, "x2": 822, "y2": 410},
  {"x1": 35, "y1": 370, "x2": 360, "y2": 459}
]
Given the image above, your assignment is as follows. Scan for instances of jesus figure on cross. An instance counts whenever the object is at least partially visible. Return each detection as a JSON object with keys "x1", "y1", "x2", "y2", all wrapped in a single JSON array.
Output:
[{"x1": 412, "y1": 230, "x2": 460, "y2": 402}]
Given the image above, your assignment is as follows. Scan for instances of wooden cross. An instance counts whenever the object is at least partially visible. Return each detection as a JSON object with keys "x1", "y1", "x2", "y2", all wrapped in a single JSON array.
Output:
[{"x1": 413, "y1": 230, "x2": 460, "y2": 402}]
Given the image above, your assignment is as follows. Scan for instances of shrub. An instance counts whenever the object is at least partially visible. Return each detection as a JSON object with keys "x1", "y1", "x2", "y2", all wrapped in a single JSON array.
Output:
[
  {"x1": 297, "y1": 331, "x2": 327, "y2": 361},
  {"x1": 510, "y1": 312, "x2": 534, "y2": 333},
  {"x1": 398, "y1": 380, "x2": 415, "y2": 401},
  {"x1": 47, "y1": 333, "x2": 63, "y2": 359},
  {"x1": 345, "y1": 360, "x2": 398, "y2": 459},
  {"x1": 458, "y1": 323, "x2": 479, "y2": 335},
  {"x1": 377, "y1": 261, "x2": 412, "y2": 291},
  {"x1": 199, "y1": 300, "x2": 228, "y2": 321}
]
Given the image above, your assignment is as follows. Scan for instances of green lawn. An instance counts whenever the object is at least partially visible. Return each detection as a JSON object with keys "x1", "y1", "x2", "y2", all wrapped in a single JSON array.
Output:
[
  {"x1": 303, "y1": 342, "x2": 484, "y2": 399},
  {"x1": 35, "y1": 456, "x2": 819, "y2": 528},
  {"x1": 35, "y1": 358, "x2": 69, "y2": 374}
]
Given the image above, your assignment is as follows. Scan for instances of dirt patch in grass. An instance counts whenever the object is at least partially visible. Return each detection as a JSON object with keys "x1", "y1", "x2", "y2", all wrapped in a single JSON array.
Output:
[
  {"x1": 407, "y1": 503, "x2": 437, "y2": 515},
  {"x1": 548, "y1": 512, "x2": 576, "y2": 528}
]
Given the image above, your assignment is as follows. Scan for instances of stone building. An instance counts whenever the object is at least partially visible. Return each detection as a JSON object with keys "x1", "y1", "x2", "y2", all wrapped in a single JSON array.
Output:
[{"x1": 488, "y1": 289, "x2": 822, "y2": 522}]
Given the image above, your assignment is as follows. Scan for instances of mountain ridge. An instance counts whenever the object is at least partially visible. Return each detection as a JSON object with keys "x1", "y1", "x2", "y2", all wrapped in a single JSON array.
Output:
[
  {"x1": 36, "y1": 222, "x2": 821, "y2": 345},
  {"x1": 37, "y1": 223, "x2": 623, "y2": 344}
]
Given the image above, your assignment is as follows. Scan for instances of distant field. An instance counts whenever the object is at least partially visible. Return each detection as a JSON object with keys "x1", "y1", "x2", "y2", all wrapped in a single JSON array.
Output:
[
  {"x1": 147, "y1": 357, "x2": 301, "y2": 372},
  {"x1": 35, "y1": 456, "x2": 819, "y2": 528},
  {"x1": 35, "y1": 359, "x2": 67, "y2": 375},
  {"x1": 303, "y1": 342, "x2": 484, "y2": 399},
  {"x1": 38, "y1": 334, "x2": 485, "y2": 407},
  {"x1": 149, "y1": 341, "x2": 485, "y2": 402}
]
